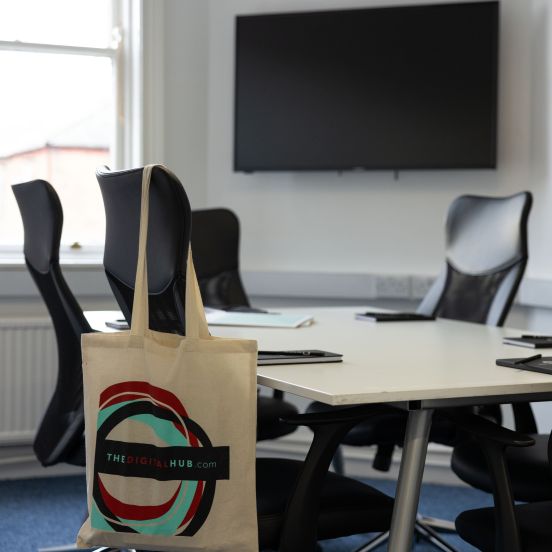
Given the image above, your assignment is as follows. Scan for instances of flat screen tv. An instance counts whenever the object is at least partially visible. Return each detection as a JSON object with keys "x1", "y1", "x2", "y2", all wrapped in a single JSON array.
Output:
[{"x1": 234, "y1": 1, "x2": 499, "y2": 172}]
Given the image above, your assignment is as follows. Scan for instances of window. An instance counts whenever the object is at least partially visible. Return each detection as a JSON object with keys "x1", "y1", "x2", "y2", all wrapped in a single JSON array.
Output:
[{"x1": 0, "y1": 0, "x2": 134, "y2": 250}]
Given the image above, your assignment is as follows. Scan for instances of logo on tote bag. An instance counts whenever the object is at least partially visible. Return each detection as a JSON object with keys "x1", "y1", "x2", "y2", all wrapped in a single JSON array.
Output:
[{"x1": 91, "y1": 381, "x2": 229, "y2": 537}]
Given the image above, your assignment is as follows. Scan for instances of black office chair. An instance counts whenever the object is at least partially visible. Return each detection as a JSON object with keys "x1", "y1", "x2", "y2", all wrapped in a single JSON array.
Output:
[
  {"x1": 12, "y1": 179, "x2": 91, "y2": 469},
  {"x1": 440, "y1": 192, "x2": 552, "y2": 531},
  {"x1": 438, "y1": 194, "x2": 552, "y2": 521},
  {"x1": 415, "y1": 190, "x2": 536, "y2": 442},
  {"x1": 191, "y1": 208, "x2": 253, "y2": 310},
  {"x1": 451, "y1": 382, "x2": 552, "y2": 538},
  {"x1": 97, "y1": 165, "x2": 396, "y2": 550},
  {"x1": 11, "y1": 180, "x2": 105, "y2": 552},
  {"x1": 191, "y1": 207, "x2": 298, "y2": 441},
  {"x1": 444, "y1": 410, "x2": 552, "y2": 552},
  {"x1": 308, "y1": 191, "x2": 534, "y2": 551}
]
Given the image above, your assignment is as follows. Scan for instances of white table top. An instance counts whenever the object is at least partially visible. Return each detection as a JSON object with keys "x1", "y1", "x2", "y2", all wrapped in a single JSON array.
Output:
[{"x1": 85, "y1": 307, "x2": 552, "y2": 407}]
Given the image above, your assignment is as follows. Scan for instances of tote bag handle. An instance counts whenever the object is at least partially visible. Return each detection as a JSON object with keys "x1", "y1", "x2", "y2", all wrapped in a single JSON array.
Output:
[{"x1": 130, "y1": 164, "x2": 210, "y2": 339}]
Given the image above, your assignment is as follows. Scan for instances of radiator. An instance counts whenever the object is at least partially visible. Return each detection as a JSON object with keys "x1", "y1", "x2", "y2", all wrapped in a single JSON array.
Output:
[{"x1": 0, "y1": 318, "x2": 57, "y2": 445}]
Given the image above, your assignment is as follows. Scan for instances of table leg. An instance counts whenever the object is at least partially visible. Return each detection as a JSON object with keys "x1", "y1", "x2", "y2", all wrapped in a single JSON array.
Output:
[{"x1": 387, "y1": 408, "x2": 434, "y2": 552}]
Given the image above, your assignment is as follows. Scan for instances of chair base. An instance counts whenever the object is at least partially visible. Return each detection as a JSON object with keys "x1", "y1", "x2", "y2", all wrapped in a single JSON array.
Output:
[
  {"x1": 419, "y1": 515, "x2": 457, "y2": 533},
  {"x1": 353, "y1": 531, "x2": 390, "y2": 551},
  {"x1": 354, "y1": 519, "x2": 460, "y2": 552}
]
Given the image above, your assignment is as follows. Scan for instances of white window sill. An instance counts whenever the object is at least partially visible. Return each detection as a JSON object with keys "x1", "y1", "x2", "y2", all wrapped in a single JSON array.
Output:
[
  {"x1": 0, "y1": 248, "x2": 103, "y2": 269},
  {"x1": 0, "y1": 253, "x2": 109, "y2": 298}
]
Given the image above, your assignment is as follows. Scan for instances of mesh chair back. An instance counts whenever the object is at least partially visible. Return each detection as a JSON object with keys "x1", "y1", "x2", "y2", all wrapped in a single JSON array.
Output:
[{"x1": 418, "y1": 192, "x2": 532, "y2": 326}]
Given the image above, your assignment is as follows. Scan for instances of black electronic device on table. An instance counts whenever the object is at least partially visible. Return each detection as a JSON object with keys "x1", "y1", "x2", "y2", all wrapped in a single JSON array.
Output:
[
  {"x1": 258, "y1": 350, "x2": 342, "y2": 365},
  {"x1": 105, "y1": 319, "x2": 130, "y2": 330},
  {"x1": 502, "y1": 335, "x2": 552, "y2": 349},
  {"x1": 497, "y1": 354, "x2": 552, "y2": 376},
  {"x1": 355, "y1": 312, "x2": 435, "y2": 323}
]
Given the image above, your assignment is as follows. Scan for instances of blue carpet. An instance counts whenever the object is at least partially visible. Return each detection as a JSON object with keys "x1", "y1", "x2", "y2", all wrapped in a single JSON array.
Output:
[{"x1": 0, "y1": 475, "x2": 489, "y2": 551}]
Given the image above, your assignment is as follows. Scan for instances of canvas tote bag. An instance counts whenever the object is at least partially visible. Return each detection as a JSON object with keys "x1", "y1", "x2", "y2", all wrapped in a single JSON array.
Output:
[{"x1": 77, "y1": 164, "x2": 259, "y2": 552}]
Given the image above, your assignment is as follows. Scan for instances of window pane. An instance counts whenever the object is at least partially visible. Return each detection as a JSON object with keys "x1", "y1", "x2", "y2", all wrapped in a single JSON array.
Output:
[
  {"x1": 0, "y1": 51, "x2": 113, "y2": 246},
  {"x1": 0, "y1": 0, "x2": 114, "y2": 48}
]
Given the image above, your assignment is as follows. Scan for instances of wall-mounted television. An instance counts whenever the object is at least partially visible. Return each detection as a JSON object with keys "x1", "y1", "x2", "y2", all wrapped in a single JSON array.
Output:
[{"x1": 234, "y1": 1, "x2": 499, "y2": 172}]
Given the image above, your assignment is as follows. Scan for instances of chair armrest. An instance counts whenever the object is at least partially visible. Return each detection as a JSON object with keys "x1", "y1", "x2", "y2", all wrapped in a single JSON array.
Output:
[
  {"x1": 446, "y1": 410, "x2": 532, "y2": 552},
  {"x1": 276, "y1": 404, "x2": 398, "y2": 550},
  {"x1": 511, "y1": 401, "x2": 538, "y2": 434},
  {"x1": 443, "y1": 409, "x2": 534, "y2": 447},
  {"x1": 281, "y1": 403, "x2": 402, "y2": 427}
]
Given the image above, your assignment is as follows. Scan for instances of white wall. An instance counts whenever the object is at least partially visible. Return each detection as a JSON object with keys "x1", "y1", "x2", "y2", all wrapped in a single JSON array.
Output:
[
  {"x1": 162, "y1": 0, "x2": 210, "y2": 208},
  {"x1": 527, "y1": 0, "x2": 552, "y2": 279}
]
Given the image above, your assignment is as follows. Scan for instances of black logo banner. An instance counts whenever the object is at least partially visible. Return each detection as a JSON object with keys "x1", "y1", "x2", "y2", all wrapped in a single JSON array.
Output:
[{"x1": 96, "y1": 439, "x2": 229, "y2": 481}]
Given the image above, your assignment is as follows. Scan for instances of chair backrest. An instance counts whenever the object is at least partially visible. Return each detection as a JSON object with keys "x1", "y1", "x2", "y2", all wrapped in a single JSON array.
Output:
[
  {"x1": 12, "y1": 179, "x2": 91, "y2": 466},
  {"x1": 96, "y1": 165, "x2": 192, "y2": 335},
  {"x1": 418, "y1": 192, "x2": 532, "y2": 326},
  {"x1": 191, "y1": 208, "x2": 250, "y2": 309}
]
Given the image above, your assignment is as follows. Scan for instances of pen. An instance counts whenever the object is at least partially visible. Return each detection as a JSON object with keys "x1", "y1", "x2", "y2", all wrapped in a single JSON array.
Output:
[
  {"x1": 513, "y1": 354, "x2": 542, "y2": 365},
  {"x1": 521, "y1": 335, "x2": 552, "y2": 340}
]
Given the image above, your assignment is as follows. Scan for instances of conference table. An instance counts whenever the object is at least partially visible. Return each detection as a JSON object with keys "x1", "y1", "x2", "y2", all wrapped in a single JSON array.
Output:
[{"x1": 85, "y1": 307, "x2": 552, "y2": 552}]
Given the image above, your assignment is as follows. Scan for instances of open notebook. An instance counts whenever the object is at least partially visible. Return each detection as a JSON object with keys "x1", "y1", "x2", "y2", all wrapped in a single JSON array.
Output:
[{"x1": 204, "y1": 308, "x2": 313, "y2": 328}]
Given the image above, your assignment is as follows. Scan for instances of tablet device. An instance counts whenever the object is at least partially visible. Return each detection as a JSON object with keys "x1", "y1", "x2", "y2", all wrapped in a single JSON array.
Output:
[
  {"x1": 257, "y1": 350, "x2": 342, "y2": 365},
  {"x1": 497, "y1": 355, "x2": 552, "y2": 376},
  {"x1": 105, "y1": 318, "x2": 130, "y2": 330},
  {"x1": 502, "y1": 336, "x2": 552, "y2": 349}
]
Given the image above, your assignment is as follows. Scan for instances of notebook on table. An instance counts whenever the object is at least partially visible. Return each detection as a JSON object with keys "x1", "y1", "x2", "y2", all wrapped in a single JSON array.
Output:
[
  {"x1": 497, "y1": 355, "x2": 552, "y2": 376},
  {"x1": 257, "y1": 350, "x2": 342, "y2": 365},
  {"x1": 205, "y1": 308, "x2": 313, "y2": 328},
  {"x1": 105, "y1": 318, "x2": 129, "y2": 330},
  {"x1": 355, "y1": 311, "x2": 435, "y2": 322},
  {"x1": 502, "y1": 336, "x2": 552, "y2": 349}
]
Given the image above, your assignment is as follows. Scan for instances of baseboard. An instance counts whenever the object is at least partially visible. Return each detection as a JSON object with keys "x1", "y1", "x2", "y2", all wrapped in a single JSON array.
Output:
[{"x1": 0, "y1": 445, "x2": 85, "y2": 480}]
